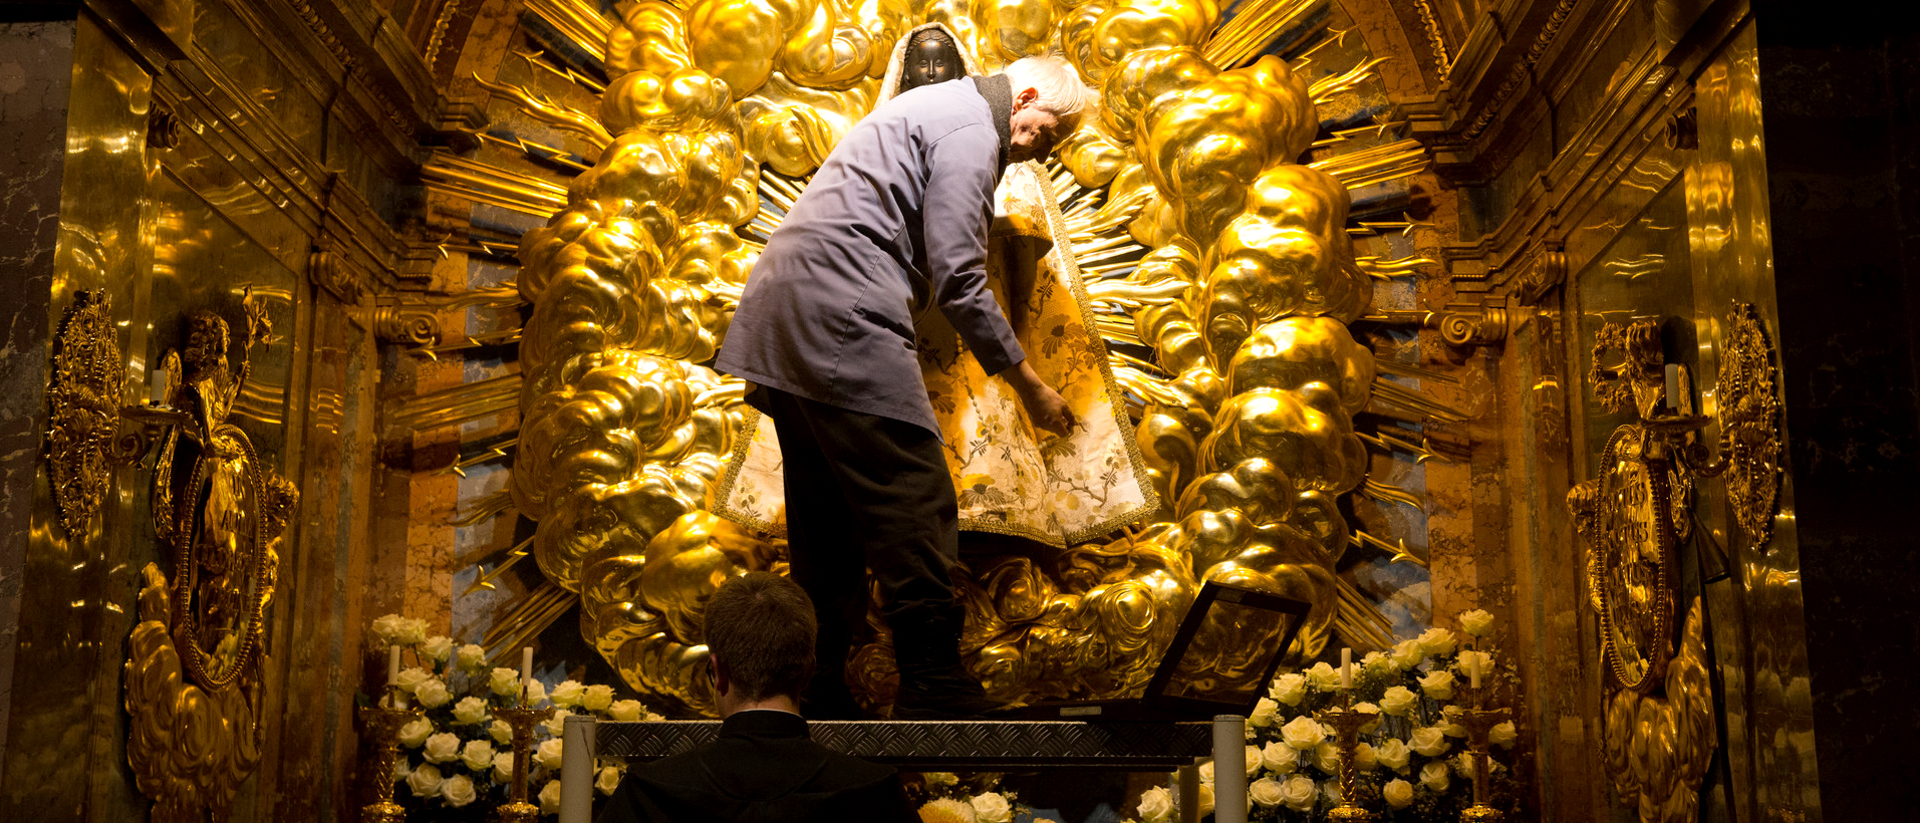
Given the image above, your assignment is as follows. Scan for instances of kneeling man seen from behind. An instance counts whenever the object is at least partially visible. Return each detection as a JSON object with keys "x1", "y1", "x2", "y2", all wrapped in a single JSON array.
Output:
[{"x1": 596, "y1": 572, "x2": 917, "y2": 823}]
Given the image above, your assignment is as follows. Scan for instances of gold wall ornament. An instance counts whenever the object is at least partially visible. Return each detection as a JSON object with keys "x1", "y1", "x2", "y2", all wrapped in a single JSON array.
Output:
[
  {"x1": 1715, "y1": 301, "x2": 1781, "y2": 547},
  {"x1": 148, "y1": 303, "x2": 298, "y2": 692},
  {"x1": 510, "y1": 0, "x2": 1405, "y2": 712},
  {"x1": 47, "y1": 289, "x2": 124, "y2": 535},
  {"x1": 1602, "y1": 596, "x2": 1717, "y2": 823}
]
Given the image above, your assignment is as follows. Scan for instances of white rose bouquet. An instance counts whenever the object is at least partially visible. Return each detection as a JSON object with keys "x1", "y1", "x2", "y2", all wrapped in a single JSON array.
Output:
[
  {"x1": 363, "y1": 613, "x2": 663, "y2": 821},
  {"x1": 1132, "y1": 609, "x2": 1520, "y2": 821}
]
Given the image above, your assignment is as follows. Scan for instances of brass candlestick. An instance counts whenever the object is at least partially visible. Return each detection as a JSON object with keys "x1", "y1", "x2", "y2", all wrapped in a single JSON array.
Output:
[
  {"x1": 1316, "y1": 691, "x2": 1377, "y2": 823},
  {"x1": 359, "y1": 700, "x2": 423, "y2": 823},
  {"x1": 494, "y1": 701, "x2": 556, "y2": 822},
  {"x1": 1456, "y1": 681, "x2": 1511, "y2": 823}
]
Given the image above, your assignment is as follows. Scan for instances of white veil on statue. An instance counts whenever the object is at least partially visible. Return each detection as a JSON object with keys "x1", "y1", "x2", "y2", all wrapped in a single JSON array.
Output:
[{"x1": 715, "y1": 24, "x2": 1158, "y2": 546}]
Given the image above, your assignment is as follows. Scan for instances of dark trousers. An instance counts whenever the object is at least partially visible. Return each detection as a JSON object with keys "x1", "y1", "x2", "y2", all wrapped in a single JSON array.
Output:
[{"x1": 759, "y1": 388, "x2": 967, "y2": 709}]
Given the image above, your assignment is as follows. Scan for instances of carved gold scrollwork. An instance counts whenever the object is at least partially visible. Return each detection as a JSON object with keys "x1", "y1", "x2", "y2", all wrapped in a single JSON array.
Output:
[
  {"x1": 1602, "y1": 597, "x2": 1717, "y2": 823},
  {"x1": 128, "y1": 297, "x2": 297, "y2": 822},
  {"x1": 1515, "y1": 248, "x2": 1567, "y2": 306},
  {"x1": 1437, "y1": 303, "x2": 1510, "y2": 347},
  {"x1": 1589, "y1": 318, "x2": 1667, "y2": 417},
  {"x1": 372, "y1": 294, "x2": 442, "y2": 346},
  {"x1": 47, "y1": 289, "x2": 124, "y2": 535}
]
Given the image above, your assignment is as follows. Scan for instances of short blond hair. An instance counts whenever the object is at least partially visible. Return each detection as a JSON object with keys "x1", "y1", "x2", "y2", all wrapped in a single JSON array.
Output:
[{"x1": 1004, "y1": 55, "x2": 1093, "y2": 132}]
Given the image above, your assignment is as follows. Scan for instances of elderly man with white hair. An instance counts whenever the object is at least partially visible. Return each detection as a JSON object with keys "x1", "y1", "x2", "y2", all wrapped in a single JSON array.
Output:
[{"x1": 717, "y1": 55, "x2": 1091, "y2": 719}]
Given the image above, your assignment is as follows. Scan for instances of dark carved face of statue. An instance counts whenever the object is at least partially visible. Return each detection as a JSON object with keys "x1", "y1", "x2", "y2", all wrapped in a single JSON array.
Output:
[{"x1": 902, "y1": 29, "x2": 963, "y2": 90}]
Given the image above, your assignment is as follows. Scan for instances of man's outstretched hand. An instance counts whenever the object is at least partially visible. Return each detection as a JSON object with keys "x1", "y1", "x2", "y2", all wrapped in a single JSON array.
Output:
[{"x1": 1005, "y1": 360, "x2": 1075, "y2": 437}]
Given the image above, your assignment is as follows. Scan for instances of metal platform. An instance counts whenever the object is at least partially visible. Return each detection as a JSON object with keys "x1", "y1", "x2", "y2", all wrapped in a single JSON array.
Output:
[
  {"x1": 590, "y1": 719, "x2": 1214, "y2": 770},
  {"x1": 560, "y1": 715, "x2": 1244, "y2": 823}
]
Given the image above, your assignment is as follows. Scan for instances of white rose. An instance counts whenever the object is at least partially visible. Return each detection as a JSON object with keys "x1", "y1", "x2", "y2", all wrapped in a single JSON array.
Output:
[
  {"x1": 1311, "y1": 742, "x2": 1340, "y2": 773},
  {"x1": 1279, "y1": 774, "x2": 1316, "y2": 812},
  {"x1": 423, "y1": 732, "x2": 461, "y2": 763},
  {"x1": 1383, "y1": 778, "x2": 1414, "y2": 808},
  {"x1": 1245, "y1": 745, "x2": 1263, "y2": 776},
  {"x1": 441, "y1": 773, "x2": 477, "y2": 807},
  {"x1": 538, "y1": 779, "x2": 562, "y2": 814},
  {"x1": 1375, "y1": 738, "x2": 1411, "y2": 771},
  {"x1": 1249, "y1": 777, "x2": 1285, "y2": 807},
  {"x1": 414, "y1": 679, "x2": 452, "y2": 709},
  {"x1": 460, "y1": 739, "x2": 496, "y2": 772},
  {"x1": 372, "y1": 614, "x2": 407, "y2": 645},
  {"x1": 1419, "y1": 669, "x2": 1456, "y2": 700},
  {"x1": 492, "y1": 751, "x2": 516, "y2": 783},
  {"x1": 394, "y1": 667, "x2": 432, "y2": 694},
  {"x1": 1417, "y1": 627, "x2": 1457, "y2": 656},
  {"x1": 1456, "y1": 650, "x2": 1494, "y2": 685},
  {"x1": 1354, "y1": 702, "x2": 1384, "y2": 733},
  {"x1": 523, "y1": 680, "x2": 547, "y2": 705},
  {"x1": 1409, "y1": 726, "x2": 1451, "y2": 757},
  {"x1": 452, "y1": 696, "x2": 489, "y2": 725},
  {"x1": 397, "y1": 617, "x2": 429, "y2": 646},
  {"x1": 1362, "y1": 651, "x2": 1394, "y2": 674},
  {"x1": 1136, "y1": 786, "x2": 1172, "y2": 823},
  {"x1": 1459, "y1": 609, "x2": 1495, "y2": 637},
  {"x1": 1391, "y1": 639, "x2": 1425, "y2": 669},
  {"x1": 392, "y1": 758, "x2": 411, "y2": 782},
  {"x1": 550, "y1": 680, "x2": 586, "y2": 708},
  {"x1": 1453, "y1": 751, "x2": 1478, "y2": 777},
  {"x1": 544, "y1": 708, "x2": 572, "y2": 738},
  {"x1": 535, "y1": 738, "x2": 565, "y2": 771},
  {"x1": 609, "y1": 699, "x2": 645, "y2": 722},
  {"x1": 1380, "y1": 685, "x2": 1419, "y2": 717},
  {"x1": 596, "y1": 765, "x2": 623, "y2": 795},
  {"x1": 582, "y1": 684, "x2": 615, "y2": 712},
  {"x1": 489, "y1": 719, "x2": 514, "y2": 745},
  {"x1": 1269, "y1": 673, "x2": 1307, "y2": 706},
  {"x1": 1354, "y1": 742, "x2": 1378, "y2": 772},
  {"x1": 924, "y1": 772, "x2": 958, "y2": 789},
  {"x1": 1197, "y1": 784, "x2": 1214, "y2": 817},
  {"x1": 971, "y1": 791, "x2": 1012, "y2": 823},
  {"x1": 1491, "y1": 720, "x2": 1518, "y2": 748},
  {"x1": 489, "y1": 667, "x2": 521, "y2": 697},
  {"x1": 1304, "y1": 662, "x2": 1340, "y2": 691},
  {"x1": 422, "y1": 636, "x2": 454, "y2": 662},
  {"x1": 1198, "y1": 760, "x2": 1215, "y2": 786},
  {"x1": 1420, "y1": 761, "x2": 1451, "y2": 793},
  {"x1": 456, "y1": 644, "x2": 487, "y2": 671},
  {"x1": 1442, "y1": 720, "x2": 1468, "y2": 739},
  {"x1": 1321, "y1": 779, "x2": 1342, "y2": 805},
  {"x1": 1260, "y1": 740, "x2": 1298, "y2": 773},
  {"x1": 1249, "y1": 697, "x2": 1279, "y2": 728},
  {"x1": 406, "y1": 762, "x2": 444, "y2": 797},
  {"x1": 398, "y1": 718, "x2": 433, "y2": 748},
  {"x1": 1279, "y1": 715, "x2": 1326, "y2": 750}
]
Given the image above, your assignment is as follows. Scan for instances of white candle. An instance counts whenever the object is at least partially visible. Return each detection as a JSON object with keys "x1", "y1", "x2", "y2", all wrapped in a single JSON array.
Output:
[
  {"x1": 388, "y1": 645, "x2": 407, "y2": 709},
  {"x1": 1340, "y1": 647, "x2": 1352, "y2": 689},
  {"x1": 1470, "y1": 654, "x2": 1482, "y2": 689},
  {"x1": 150, "y1": 367, "x2": 167, "y2": 405},
  {"x1": 520, "y1": 646, "x2": 534, "y2": 704},
  {"x1": 1664, "y1": 363, "x2": 1682, "y2": 411}
]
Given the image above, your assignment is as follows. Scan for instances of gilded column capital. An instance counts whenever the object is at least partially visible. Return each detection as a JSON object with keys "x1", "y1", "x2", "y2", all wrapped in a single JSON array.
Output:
[{"x1": 371, "y1": 294, "x2": 442, "y2": 347}]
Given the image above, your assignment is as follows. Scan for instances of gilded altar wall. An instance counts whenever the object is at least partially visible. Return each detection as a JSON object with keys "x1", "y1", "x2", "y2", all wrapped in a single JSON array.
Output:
[{"x1": 0, "y1": 0, "x2": 1915, "y2": 821}]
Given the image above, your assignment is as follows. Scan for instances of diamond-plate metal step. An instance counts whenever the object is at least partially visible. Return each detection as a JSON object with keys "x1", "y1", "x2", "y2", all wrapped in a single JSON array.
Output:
[{"x1": 591, "y1": 719, "x2": 1214, "y2": 770}]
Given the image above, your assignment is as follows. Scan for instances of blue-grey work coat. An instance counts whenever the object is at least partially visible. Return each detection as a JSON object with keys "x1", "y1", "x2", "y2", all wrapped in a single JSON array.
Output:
[{"x1": 716, "y1": 77, "x2": 1024, "y2": 436}]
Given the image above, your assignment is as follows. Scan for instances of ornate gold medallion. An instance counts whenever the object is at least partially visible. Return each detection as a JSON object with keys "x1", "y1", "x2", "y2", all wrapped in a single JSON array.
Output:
[
  {"x1": 1574, "y1": 426, "x2": 1677, "y2": 693},
  {"x1": 47, "y1": 289, "x2": 123, "y2": 535},
  {"x1": 1716, "y1": 301, "x2": 1781, "y2": 547}
]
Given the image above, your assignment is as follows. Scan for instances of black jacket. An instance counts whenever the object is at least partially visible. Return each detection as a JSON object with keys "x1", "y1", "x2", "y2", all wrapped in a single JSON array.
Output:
[{"x1": 595, "y1": 711, "x2": 917, "y2": 823}]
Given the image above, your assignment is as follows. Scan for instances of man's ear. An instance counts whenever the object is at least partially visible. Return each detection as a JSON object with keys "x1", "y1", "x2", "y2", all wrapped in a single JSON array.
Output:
[{"x1": 1012, "y1": 87, "x2": 1040, "y2": 111}]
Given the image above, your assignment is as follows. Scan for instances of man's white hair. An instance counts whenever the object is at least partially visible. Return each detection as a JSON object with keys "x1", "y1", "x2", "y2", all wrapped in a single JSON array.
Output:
[{"x1": 1004, "y1": 55, "x2": 1093, "y2": 131}]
